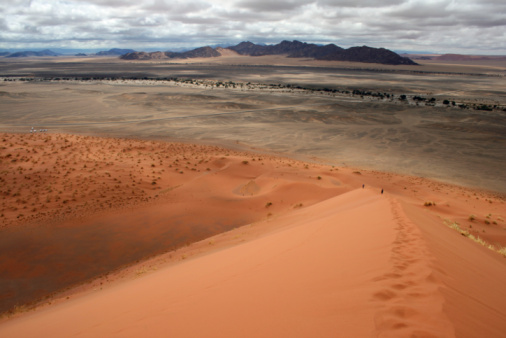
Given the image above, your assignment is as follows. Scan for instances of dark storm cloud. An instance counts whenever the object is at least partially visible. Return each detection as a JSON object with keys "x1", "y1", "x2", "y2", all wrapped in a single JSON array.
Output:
[{"x1": 0, "y1": 0, "x2": 505, "y2": 54}]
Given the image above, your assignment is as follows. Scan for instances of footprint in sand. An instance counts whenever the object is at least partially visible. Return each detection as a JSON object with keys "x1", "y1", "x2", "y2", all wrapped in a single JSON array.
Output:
[{"x1": 371, "y1": 197, "x2": 453, "y2": 336}]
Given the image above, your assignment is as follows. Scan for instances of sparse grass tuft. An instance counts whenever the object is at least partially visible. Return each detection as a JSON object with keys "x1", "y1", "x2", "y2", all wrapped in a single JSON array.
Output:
[
  {"x1": 9, "y1": 304, "x2": 29, "y2": 317},
  {"x1": 468, "y1": 214, "x2": 476, "y2": 221},
  {"x1": 444, "y1": 220, "x2": 506, "y2": 257}
]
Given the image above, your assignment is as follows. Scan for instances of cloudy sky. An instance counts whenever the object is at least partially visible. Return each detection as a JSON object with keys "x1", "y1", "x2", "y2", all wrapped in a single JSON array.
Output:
[{"x1": 1, "y1": 0, "x2": 505, "y2": 54}]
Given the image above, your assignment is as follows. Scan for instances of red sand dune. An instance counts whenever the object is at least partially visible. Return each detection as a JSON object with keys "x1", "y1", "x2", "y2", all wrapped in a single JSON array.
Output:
[
  {"x1": 0, "y1": 133, "x2": 346, "y2": 314},
  {"x1": 1, "y1": 133, "x2": 506, "y2": 337}
]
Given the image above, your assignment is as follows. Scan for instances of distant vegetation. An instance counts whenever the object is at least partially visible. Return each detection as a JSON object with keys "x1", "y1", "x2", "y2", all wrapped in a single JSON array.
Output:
[{"x1": 2, "y1": 75, "x2": 505, "y2": 112}]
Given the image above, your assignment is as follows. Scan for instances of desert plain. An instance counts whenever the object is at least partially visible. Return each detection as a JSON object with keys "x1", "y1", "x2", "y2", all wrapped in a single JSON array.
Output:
[{"x1": 0, "y1": 55, "x2": 506, "y2": 337}]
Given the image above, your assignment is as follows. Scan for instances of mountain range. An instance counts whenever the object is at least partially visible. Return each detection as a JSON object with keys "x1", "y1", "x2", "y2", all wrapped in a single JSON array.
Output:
[
  {"x1": 95, "y1": 48, "x2": 136, "y2": 56},
  {"x1": 0, "y1": 42, "x2": 418, "y2": 65},
  {"x1": 5, "y1": 49, "x2": 60, "y2": 58},
  {"x1": 121, "y1": 40, "x2": 417, "y2": 65},
  {"x1": 0, "y1": 48, "x2": 136, "y2": 58}
]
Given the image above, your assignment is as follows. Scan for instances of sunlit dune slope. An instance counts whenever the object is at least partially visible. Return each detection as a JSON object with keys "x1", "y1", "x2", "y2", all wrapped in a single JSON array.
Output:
[{"x1": 1, "y1": 190, "x2": 506, "y2": 336}]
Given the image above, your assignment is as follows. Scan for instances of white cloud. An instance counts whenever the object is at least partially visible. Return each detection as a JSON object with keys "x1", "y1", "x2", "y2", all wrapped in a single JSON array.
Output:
[
  {"x1": 234, "y1": 0, "x2": 308, "y2": 12},
  {"x1": 0, "y1": 0, "x2": 504, "y2": 54},
  {"x1": 318, "y1": 0, "x2": 404, "y2": 8}
]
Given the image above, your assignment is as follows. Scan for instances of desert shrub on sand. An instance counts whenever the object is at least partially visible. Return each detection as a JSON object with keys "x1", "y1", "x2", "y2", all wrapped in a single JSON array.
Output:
[
  {"x1": 468, "y1": 214, "x2": 476, "y2": 221},
  {"x1": 498, "y1": 247, "x2": 506, "y2": 257},
  {"x1": 424, "y1": 201, "x2": 436, "y2": 206}
]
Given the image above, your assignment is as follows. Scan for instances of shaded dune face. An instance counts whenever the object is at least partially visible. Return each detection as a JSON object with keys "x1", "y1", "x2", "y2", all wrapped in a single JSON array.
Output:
[{"x1": 0, "y1": 133, "x2": 346, "y2": 314}]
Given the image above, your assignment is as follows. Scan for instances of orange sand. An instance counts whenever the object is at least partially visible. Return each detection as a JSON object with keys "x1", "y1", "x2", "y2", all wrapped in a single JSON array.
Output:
[{"x1": 1, "y1": 133, "x2": 506, "y2": 337}]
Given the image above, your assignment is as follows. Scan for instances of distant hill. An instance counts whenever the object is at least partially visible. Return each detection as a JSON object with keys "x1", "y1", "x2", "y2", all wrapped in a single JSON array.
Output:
[
  {"x1": 96, "y1": 48, "x2": 136, "y2": 56},
  {"x1": 121, "y1": 40, "x2": 417, "y2": 65},
  {"x1": 121, "y1": 51, "x2": 168, "y2": 60},
  {"x1": 403, "y1": 54, "x2": 435, "y2": 60},
  {"x1": 166, "y1": 46, "x2": 221, "y2": 59},
  {"x1": 121, "y1": 46, "x2": 221, "y2": 60},
  {"x1": 435, "y1": 54, "x2": 493, "y2": 61},
  {"x1": 75, "y1": 53, "x2": 87, "y2": 57},
  {"x1": 6, "y1": 49, "x2": 60, "y2": 58}
]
